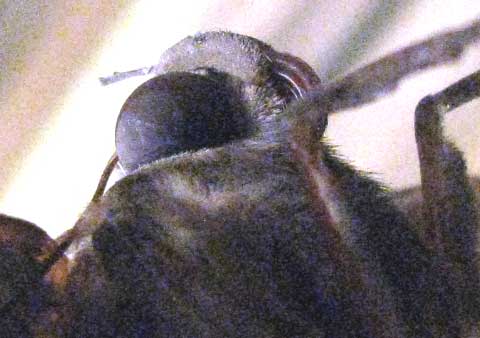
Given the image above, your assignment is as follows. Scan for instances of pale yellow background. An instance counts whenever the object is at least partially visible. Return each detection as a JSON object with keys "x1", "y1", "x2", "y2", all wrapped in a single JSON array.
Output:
[{"x1": 1, "y1": 0, "x2": 480, "y2": 237}]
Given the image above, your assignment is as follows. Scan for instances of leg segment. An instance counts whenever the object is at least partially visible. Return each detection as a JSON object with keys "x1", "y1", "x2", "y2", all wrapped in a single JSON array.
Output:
[
  {"x1": 326, "y1": 19, "x2": 480, "y2": 111},
  {"x1": 415, "y1": 70, "x2": 480, "y2": 258},
  {"x1": 415, "y1": 70, "x2": 480, "y2": 334},
  {"x1": 286, "y1": 94, "x2": 436, "y2": 337}
]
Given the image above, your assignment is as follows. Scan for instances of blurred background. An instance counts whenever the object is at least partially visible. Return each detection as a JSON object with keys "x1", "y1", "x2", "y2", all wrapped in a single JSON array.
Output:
[{"x1": 1, "y1": 0, "x2": 480, "y2": 237}]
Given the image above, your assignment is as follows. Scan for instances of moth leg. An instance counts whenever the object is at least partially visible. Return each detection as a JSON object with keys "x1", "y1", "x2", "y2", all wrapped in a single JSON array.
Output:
[
  {"x1": 286, "y1": 94, "x2": 437, "y2": 337},
  {"x1": 415, "y1": 70, "x2": 480, "y2": 256},
  {"x1": 91, "y1": 153, "x2": 119, "y2": 202},
  {"x1": 415, "y1": 70, "x2": 480, "y2": 330},
  {"x1": 35, "y1": 154, "x2": 120, "y2": 276},
  {"x1": 326, "y1": 18, "x2": 480, "y2": 111}
]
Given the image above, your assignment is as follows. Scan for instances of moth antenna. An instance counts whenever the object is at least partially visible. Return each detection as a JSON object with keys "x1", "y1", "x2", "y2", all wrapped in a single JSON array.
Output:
[{"x1": 99, "y1": 65, "x2": 155, "y2": 85}]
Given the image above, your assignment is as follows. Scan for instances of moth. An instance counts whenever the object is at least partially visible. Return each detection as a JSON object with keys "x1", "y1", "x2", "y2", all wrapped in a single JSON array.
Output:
[{"x1": 1, "y1": 19, "x2": 480, "y2": 338}]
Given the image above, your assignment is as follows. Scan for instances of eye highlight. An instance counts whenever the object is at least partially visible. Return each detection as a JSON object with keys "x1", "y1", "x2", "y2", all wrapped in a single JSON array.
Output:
[{"x1": 115, "y1": 71, "x2": 253, "y2": 173}]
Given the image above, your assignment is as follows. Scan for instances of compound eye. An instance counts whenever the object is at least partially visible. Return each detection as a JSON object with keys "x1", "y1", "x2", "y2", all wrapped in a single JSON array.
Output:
[{"x1": 115, "y1": 72, "x2": 251, "y2": 173}]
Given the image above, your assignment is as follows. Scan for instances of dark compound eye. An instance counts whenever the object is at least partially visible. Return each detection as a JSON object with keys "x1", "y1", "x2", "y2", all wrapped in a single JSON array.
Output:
[{"x1": 115, "y1": 71, "x2": 253, "y2": 173}]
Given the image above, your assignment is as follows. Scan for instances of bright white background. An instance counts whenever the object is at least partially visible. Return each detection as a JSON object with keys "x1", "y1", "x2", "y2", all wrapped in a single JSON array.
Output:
[{"x1": 1, "y1": 0, "x2": 480, "y2": 237}]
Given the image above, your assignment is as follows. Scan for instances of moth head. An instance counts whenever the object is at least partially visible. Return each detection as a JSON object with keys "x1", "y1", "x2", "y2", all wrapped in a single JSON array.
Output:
[{"x1": 115, "y1": 31, "x2": 320, "y2": 173}]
